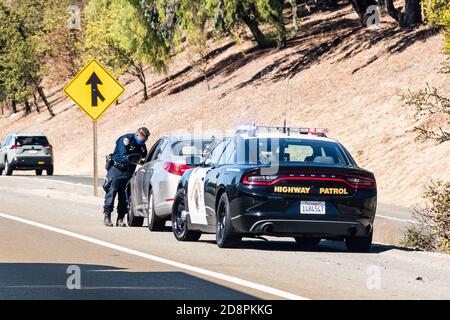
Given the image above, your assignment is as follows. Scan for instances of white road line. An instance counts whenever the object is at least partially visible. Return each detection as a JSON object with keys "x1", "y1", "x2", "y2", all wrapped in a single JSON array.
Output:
[
  {"x1": 0, "y1": 176, "x2": 93, "y2": 189},
  {"x1": 377, "y1": 214, "x2": 417, "y2": 224},
  {"x1": 0, "y1": 212, "x2": 308, "y2": 300},
  {"x1": 34, "y1": 178, "x2": 93, "y2": 188}
]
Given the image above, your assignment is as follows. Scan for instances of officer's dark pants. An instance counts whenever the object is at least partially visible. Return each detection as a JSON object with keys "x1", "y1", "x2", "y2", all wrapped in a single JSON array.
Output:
[{"x1": 103, "y1": 166, "x2": 133, "y2": 219}]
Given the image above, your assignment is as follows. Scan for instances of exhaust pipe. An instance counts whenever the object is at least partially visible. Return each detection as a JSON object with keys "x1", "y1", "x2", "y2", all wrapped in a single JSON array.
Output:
[{"x1": 261, "y1": 223, "x2": 274, "y2": 234}]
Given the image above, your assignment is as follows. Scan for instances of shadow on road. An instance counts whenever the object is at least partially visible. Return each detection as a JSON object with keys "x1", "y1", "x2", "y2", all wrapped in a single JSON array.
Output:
[
  {"x1": 198, "y1": 238, "x2": 417, "y2": 254},
  {"x1": 0, "y1": 263, "x2": 259, "y2": 300}
]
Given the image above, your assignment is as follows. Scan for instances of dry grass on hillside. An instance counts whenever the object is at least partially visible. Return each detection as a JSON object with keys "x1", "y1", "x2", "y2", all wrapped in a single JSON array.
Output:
[{"x1": 0, "y1": 3, "x2": 449, "y2": 207}]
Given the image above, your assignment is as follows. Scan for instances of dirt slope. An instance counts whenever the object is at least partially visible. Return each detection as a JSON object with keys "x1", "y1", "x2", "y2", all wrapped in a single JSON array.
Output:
[{"x1": 1, "y1": 4, "x2": 449, "y2": 207}]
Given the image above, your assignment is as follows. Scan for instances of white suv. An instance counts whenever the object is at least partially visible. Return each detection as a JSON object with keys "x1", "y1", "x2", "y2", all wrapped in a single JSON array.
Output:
[{"x1": 0, "y1": 133, "x2": 54, "y2": 176}]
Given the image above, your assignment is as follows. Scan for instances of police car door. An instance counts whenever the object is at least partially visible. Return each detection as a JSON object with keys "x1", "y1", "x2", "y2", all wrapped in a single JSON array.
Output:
[
  {"x1": 134, "y1": 139, "x2": 162, "y2": 210},
  {"x1": 187, "y1": 140, "x2": 229, "y2": 225}
]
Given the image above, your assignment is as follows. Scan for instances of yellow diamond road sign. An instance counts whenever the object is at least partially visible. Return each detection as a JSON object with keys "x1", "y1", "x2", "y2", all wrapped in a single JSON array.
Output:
[{"x1": 64, "y1": 60, "x2": 125, "y2": 121}]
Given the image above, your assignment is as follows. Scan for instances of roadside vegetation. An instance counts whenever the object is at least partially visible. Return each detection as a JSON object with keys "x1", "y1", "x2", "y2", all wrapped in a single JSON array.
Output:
[
  {"x1": 400, "y1": 54, "x2": 449, "y2": 253},
  {"x1": 1, "y1": 0, "x2": 449, "y2": 116}
]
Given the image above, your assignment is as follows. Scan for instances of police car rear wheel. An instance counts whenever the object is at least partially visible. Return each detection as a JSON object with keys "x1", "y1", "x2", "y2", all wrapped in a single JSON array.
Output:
[
  {"x1": 172, "y1": 190, "x2": 201, "y2": 241},
  {"x1": 147, "y1": 190, "x2": 165, "y2": 232},
  {"x1": 216, "y1": 193, "x2": 241, "y2": 248},
  {"x1": 345, "y1": 230, "x2": 373, "y2": 253},
  {"x1": 127, "y1": 195, "x2": 144, "y2": 227}
]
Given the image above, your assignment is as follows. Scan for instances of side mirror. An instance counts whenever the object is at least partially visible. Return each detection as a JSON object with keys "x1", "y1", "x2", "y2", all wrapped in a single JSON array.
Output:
[
  {"x1": 185, "y1": 156, "x2": 202, "y2": 166},
  {"x1": 127, "y1": 154, "x2": 142, "y2": 165}
]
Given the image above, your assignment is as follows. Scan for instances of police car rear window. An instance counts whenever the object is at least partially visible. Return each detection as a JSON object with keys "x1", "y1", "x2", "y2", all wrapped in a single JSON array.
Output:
[
  {"x1": 16, "y1": 136, "x2": 49, "y2": 146},
  {"x1": 236, "y1": 138, "x2": 349, "y2": 166},
  {"x1": 172, "y1": 139, "x2": 213, "y2": 156}
]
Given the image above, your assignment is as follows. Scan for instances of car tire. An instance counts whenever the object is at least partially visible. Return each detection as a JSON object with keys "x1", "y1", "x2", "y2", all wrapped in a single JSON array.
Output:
[
  {"x1": 127, "y1": 194, "x2": 144, "y2": 227},
  {"x1": 216, "y1": 193, "x2": 241, "y2": 248},
  {"x1": 5, "y1": 159, "x2": 13, "y2": 176},
  {"x1": 345, "y1": 230, "x2": 373, "y2": 253},
  {"x1": 172, "y1": 189, "x2": 201, "y2": 241},
  {"x1": 147, "y1": 189, "x2": 165, "y2": 232},
  {"x1": 36, "y1": 169, "x2": 43, "y2": 176},
  {"x1": 46, "y1": 166, "x2": 53, "y2": 176},
  {"x1": 294, "y1": 237, "x2": 321, "y2": 247}
]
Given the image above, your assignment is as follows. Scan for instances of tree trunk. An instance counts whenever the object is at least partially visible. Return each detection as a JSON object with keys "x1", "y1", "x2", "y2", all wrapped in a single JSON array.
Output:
[
  {"x1": 11, "y1": 99, "x2": 17, "y2": 113},
  {"x1": 241, "y1": 14, "x2": 271, "y2": 48},
  {"x1": 136, "y1": 64, "x2": 149, "y2": 101},
  {"x1": 24, "y1": 99, "x2": 32, "y2": 115},
  {"x1": 204, "y1": 73, "x2": 211, "y2": 91},
  {"x1": 33, "y1": 93, "x2": 40, "y2": 113},
  {"x1": 403, "y1": 0, "x2": 422, "y2": 27},
  {"x1": 36, "y1": 86, "x2": 55, "y2": 117},
  {"x1": 385, "y1": 0, "x2": 422, "y2": 27},
  {"x1": 349, "y1": 0, "x2": 378, "y2": 26},
  {"x1": 237, "y1": 3, "x2": 274, "y2": 48},
  {"x1": 385, "y1": 0, "x2": 403, "y2": 23}
]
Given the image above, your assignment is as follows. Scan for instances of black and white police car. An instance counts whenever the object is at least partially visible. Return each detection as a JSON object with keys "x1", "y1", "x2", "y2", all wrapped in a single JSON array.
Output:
[{"x1": 171, "y1": 125, "x2": 377, "y2": 252}]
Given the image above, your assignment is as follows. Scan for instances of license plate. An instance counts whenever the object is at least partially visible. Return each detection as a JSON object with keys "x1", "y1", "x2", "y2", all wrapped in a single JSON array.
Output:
[
  {"x1": 300, "y1": 201, "x2": 326, "y2": 215},
  {"x1": 37, "y1": 161, "x2": 45, "y2": 165},
  {"x1": 27, "y1": 150, "x2": 38, "y2": 154}
]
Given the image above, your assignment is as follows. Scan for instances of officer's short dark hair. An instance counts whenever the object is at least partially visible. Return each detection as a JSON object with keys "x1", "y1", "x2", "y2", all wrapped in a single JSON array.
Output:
[{"x1": 138, "y1": 127, "x2": 150, "y2": 140}]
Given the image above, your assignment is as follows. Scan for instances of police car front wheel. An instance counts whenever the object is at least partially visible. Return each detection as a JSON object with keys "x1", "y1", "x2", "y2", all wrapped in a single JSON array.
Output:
[
  {"x1": 147, "y1": 189, "x2": 165, "y2": 232},
  {"x1": 216, "y1": 193, "x2": 242, "y2": 248},
  {"x1": 172, "y1": 190, "x2": 201, "y2": 241},
  {"x1": 127, "y1": 195, "x2": 144, "y2": 227}
]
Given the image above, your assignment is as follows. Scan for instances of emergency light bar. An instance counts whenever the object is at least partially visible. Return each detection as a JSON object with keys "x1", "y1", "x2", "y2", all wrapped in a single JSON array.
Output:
[{"x1": 235, "y1": 125, "x2": 330, "y2": 137}]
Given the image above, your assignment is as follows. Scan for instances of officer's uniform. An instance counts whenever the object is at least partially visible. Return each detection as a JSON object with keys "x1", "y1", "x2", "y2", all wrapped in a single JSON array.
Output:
[{"x1": 103, "y1": 133, "x2": 147, "y2": 224}]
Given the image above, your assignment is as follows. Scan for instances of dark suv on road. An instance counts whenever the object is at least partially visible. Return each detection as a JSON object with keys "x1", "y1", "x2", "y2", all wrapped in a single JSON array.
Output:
[{"x1": 0, "y1": 133, "x2": 54, "y2": 176}]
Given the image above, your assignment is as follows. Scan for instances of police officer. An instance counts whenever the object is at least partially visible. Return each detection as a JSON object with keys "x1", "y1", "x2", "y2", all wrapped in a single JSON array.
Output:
[{"x1": 103, "y1": 127, "x2": 150, "y2": 227}]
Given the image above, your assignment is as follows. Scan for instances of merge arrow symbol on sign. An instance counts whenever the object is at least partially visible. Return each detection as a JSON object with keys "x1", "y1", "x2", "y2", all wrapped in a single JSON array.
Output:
[{"x1": 86, "y1": 72, "x2": 105, "y2": 107}]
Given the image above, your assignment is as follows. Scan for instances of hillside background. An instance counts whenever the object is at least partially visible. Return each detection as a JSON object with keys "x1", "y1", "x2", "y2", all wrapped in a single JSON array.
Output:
[{"x1": 0, "y1": 3, "x2": 449, "y2": 208}]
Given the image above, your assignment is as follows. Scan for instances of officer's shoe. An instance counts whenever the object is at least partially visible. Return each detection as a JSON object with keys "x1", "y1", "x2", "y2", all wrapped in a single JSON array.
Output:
[
  {"x1": 116, "y1": 219, "x2": 127, "y2": 227},
  {"x1": 104, "y1": 211, "x2": 114, "y2": 227},
  {"x1": 104, "y1": 217, "x2": 113, "y2": 227}
]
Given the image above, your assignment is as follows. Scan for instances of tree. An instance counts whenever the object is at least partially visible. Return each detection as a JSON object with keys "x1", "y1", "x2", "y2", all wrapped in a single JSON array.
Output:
[
  {"x1": 401, "y1": 61, "x2": 449, "y2": 144},
  {"x1": 84, "y1": 0, "x2": 170, "y2": 101},
  {"x1": 187, "y1": 32, "x2": 213, "y2": 91},
  {"x1": 0, "y1": 0, "x2": 67, "y2": 117},
  {"x1": 137, "y1": 0, "x2": 291, "y2": 49}
]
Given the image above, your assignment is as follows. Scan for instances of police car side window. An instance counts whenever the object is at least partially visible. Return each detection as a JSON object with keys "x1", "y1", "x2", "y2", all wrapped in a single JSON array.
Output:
[
  {"x1": 145, "y1": 139, "x2": 162, "y2": 163},
  {"x1": 2, "y1": 136, "x2": 9, "y2": 147},
  {"x1": 221, "y1": 140, "x2": 236, "y2": 165},
  {"x1": 208, "y1": 141, "x2": 229, "y2": 166},
  {"x1": 5, "y1": 136, "x2": 12, "y2": 146},
  {"x1": 151, "y1": 139, "x2": 167, "y2": 162}
]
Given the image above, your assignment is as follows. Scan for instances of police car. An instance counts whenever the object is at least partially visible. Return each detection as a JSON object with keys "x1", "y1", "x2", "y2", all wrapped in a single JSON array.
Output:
[{"x1": 171, "y1": 125, "x2": 377, "y2": 252}]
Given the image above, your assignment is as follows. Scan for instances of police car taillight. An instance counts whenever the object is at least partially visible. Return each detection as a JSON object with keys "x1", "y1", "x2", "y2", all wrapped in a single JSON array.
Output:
[
  {"x1": 242, "y1": 174, "x2": 278, "y2": 185},
  {"x1": 164, "y1": 162, "x2": 194, "y2": 176},
  {"x1": 346, "y1": 176, "x2": 376, "y2": 189}
]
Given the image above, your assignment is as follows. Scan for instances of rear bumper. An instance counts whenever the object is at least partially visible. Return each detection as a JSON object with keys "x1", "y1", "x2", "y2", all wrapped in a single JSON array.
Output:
[
  {"x1": 10, "y1": 156, "x2": 52, "y2": 170},
  {"x1": 230, "y1": 188, "x2": 376, "y2": 238},
  {"x1": 232, "y1": 213, "x2": 372, "y2": 238}
]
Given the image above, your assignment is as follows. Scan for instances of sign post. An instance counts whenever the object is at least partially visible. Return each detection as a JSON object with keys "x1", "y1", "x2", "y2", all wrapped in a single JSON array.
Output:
[
  {"x1": 93, "y1": 121, "x2": 98, "y2": 197},
  {"x1": 63, "y1": 59, "x2": 125, "y2": 196}
]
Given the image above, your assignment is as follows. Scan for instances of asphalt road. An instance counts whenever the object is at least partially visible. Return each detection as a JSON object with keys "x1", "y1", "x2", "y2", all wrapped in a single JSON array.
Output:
[{"x1": 1, "y1": 175, "x2": 449, "y2": 300}]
